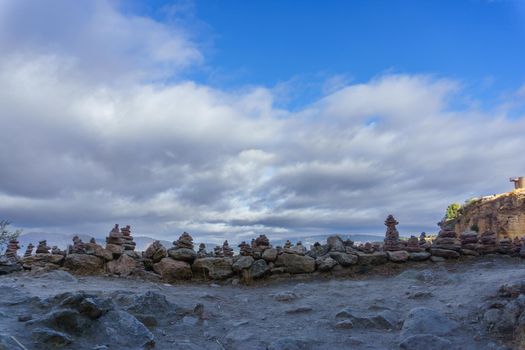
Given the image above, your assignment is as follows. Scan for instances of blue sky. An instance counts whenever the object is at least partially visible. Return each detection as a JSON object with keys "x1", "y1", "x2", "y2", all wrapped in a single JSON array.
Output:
[
  {"x1": 128, "y1": 0, "x2": 525, "y2": 108},
  {"x1": 1, "y1": 0, "x2": 525, "y2": 243}
]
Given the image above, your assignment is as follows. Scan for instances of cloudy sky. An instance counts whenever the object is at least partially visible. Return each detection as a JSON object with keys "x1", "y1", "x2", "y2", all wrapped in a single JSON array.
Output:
[{"x1": 1, "y1": 0, "x2": 525, "y2": 244}]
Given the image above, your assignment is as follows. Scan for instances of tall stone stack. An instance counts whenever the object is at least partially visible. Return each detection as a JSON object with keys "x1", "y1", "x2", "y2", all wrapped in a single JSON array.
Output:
[
  {"x1": 197, "y1": 243, "x2": 208, "y2": 258},
  {"x1": 106, "y1": 224, "x2": 125, "y2": 257},
  {"x1": 251, "y1": 235, "x2": 271, "y2": 259},
  {"x1": 35, "y1": 240, "x2": 51, "y2": 254},
  {"x1": 406, "y1": 236, "x2": 423, "y2": 253},
  {"x1": 383, "y1": 215, "x2": 402, "y2": 251},
  {"x1": 213, "y1": 246, "x2": 224, "y2": 257},
  {"x1": 460, "y1": 230, "x2": 479, "y2": 251},
  {"x1": 238, "y1": 241, "x2": 252, "y2": 256},
  {"x1": 430, "y1": 220, "x2": 461, "y2": 259},
  {"x1": 222, "y1": 240, "x2": 234, "y2": 257},
  {"x1": 120, "y1": 225, "x2": 136, "y2": 251},
  {"x1": 167, "y1": 232, "x2": 197, "y2": 263},
  {"x1": 69, "y1": 236, "x2": 86, "y2": 254},
  {"x1": 5, "y1": 239, "x2": 20, "y2": 261},
  {"x1": 478, "y1": 230, "x2": 498, "y2": 254},
  {"x1": 24, "y1": 243, "x2": 34, "y2": 257}
]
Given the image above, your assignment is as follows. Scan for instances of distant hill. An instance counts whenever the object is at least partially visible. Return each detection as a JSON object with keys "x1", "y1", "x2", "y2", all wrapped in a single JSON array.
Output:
[
  {"x1": 17, "y1": 232, "x2": 171, "y2": 252},
  {"x1": 270, "y1": 234, "x2": 384, "y2": 248}
]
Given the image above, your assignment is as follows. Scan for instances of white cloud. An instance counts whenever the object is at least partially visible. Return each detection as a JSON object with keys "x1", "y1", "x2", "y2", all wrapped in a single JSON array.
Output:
[{"x1": 0, "y1": 0, "x2": 524, "y2": 244}]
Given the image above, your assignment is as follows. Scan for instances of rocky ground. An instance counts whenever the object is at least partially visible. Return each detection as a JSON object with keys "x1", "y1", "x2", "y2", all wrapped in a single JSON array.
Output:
[{"x1": 1, "y1": 256, "x2": 524, "y2": 350}]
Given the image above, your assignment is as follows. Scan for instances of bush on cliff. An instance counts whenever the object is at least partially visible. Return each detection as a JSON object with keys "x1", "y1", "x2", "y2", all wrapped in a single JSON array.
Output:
[{"x1": 445, "y1": 203, "x2": 461, "y2": 221}]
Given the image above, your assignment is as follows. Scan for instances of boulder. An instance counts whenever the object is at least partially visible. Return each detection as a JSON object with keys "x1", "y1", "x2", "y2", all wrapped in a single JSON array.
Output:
[
  {"x1": 430, "y1": 248, "x2": 460, "y2": 259},
  {"x1": 249, "y1": 259, "x2": 270, "y2": 279},
  {"x1": 232, "y1": 256, "x2": 254, "y2": 272},
  {"x1": 400, "y1": 307, "x2": 458, "y2": 338},
  {"x1": 408, "y1": 252, "x2": 431, "y2": 261},
  {"x1": 107, "y1": 254, "x2": 136, "y2": 276},
  {"x1": 399, "y1": 334, "x2": 452, "y2": 350},
  {"x1": 106, "y1": 243, "x2": 124, "y2": 258},
  {"x1": 96, "y1": 310, "x2": 155, "y2": 349},
  {"x1": 143, "y1": 241, "x2": 166, "y2": 263},
  {"x1": 153, "y1": 258, "x2": 192, "y2": 281},
  {"x1": 64, "y1": 254, "x2": 104, "y2": 275},
  {"x1": 327, "y1": 235, "x2": 346, "y2": 252},
  {"x1": 262, "y1": 248, "x2": 278, "y2": 262},
  {"x1": 386, "y1": 250, "x2": 409, "y2": 262},
  {"x1": 167, "y1": 248, "x2": 197, "y2": 263},
  {"x1": 329, "y1": 252, "x2": 358, "y2": 266},
  {"x1": 32, "y1": 327, "x2": 73, "y2": 347},
  {"x1": 275, "y1": 253, "x2": 316, "y2": 274},
  {"x1": 192, "y1": 257, "x2": 233, "y2": 279},
  {"x1": 356, "y1": 251, "x2": 388, "y2": 265},
  {"x1": 316, "y1": 256, "x2": 338, "y2": 271}
]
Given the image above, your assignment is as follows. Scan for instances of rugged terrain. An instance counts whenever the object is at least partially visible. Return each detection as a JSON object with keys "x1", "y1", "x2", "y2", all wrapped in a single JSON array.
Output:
[{"x1": 1, "y1": 256, "x2": 524, "y2": 350}]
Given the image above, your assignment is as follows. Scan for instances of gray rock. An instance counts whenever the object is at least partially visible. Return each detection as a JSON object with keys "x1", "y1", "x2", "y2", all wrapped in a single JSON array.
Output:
[
  {"x1": 399, "y1": 334, "x2": 452, "y2": 350},
  {"x1": 400, "y1": 307, "x2": 458, "y2": 338},
  {"x1": 153, "y1": 258, "x2": 192, "y2": 281},
  {"x1": 267, "y1": 337, "x2": 308, "y2": 350},
  {"x1": 430, "y1": 248, "x2": 460, "y2": 259},
  {"x1": 192, "y1": 257, "x2": 234, "y2": 279},
  {"x1": 356, "y1": 251, "x2": 388, "y2": 265},
  {"x1": 327, "y1": 235, "x2": 346, "y2": 252},
  {"x1": 387, "y1": 250, "x2": 410, "y2": 262},
  {"x1": 167, "y1": 248, "x2": 197, "y2": 263},
  {"x1": 97, "y1": 310, "x2": 155, "y2": 349},
  {"x1": 275, "y1": 253, "x2": 315, "y2": 274},
  {"x1": 64, "y1": 254, "x2": 105, "y2": 275},
  {"x1": 335, "y1": 307, "x2": 397, "y2": 329},
  {"x1": 249, "y1": 259, "x2": 270, "y2": 279},
  {"x1": 107, "y1": 253, "x2": 136, "y2": 276},
  {"x1": 39, "y1": 270, "x2": 78, "y2": 282},
  {"x1": 409, "y1": 252, "x2": 431, "y2": 261},
  {"x1": 334, "y1": 319, "x2": 354, "y2": 329},
  {"x1": 262, "y1": 248, "x2": 278, "y2": 262},
  {"x1": 273, "y1": 291, "x2": 299, "y2": 302},
  {"x1": 232, "y1": 256, "x2": 254, "y2": 272},
  {"x1": 329, "y1": 252, "x2": 358, "y2": 266},
  {"x1": 430, "y1": 256, "x2": 446, "y2": 263},
  {"x1": 32, "y1": 327, "x2": 72, "y2": 347},
  {"x1": 316, "y1": 256, "x2": 338, "y2": 271}
]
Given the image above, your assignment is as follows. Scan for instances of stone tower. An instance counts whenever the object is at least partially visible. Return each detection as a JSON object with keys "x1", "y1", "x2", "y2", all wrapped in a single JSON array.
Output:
[{"x1": 510, "y1": 177, "x2": 525, "y2": 190}]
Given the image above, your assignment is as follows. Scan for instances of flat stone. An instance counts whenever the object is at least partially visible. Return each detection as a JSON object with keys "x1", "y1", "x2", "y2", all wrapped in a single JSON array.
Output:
[
  {"x1": 153, "y1": 258, "x2": 192, "y2": 281},
  {"x1": 192, "y1": 257, "x2": 233, "y2": 279},
  {"x1": 275, "y1": 253, "x2": 315, "y2": 274},
  {"x1": 262, "y1": 248, "x2": 278, "y2": 262},
  {"x1": 409, "y1": 252, "x2": 431, "y2": 261},
  {"x1": 167, "y1": 248, "x2": 197, "y2": 263},
  {"x1": 430, "y1": 248, "x2": 460, "y2": 259},
  {"x1": 387, "y1": 250, "x2": 410, "y2": 262},
  {"x1": 232, "y1": 256, "x2": 254, "y2": 272},
  {"x1": 64, "y1": 254, "x2": 104, "y2": 275},
  {"x1": 329, "y1": 252, "x2": 358, "y2": 266}
]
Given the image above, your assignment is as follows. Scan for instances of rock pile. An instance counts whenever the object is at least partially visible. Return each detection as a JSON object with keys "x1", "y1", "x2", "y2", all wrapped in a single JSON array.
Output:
[
  {"x1": 69, "y1": 236, "x2": 86, "y2": 254},
  {"x1": 35, "y1": 240, "x2": 51, "y2": 254},
  {"x1": 406, "y1": 236, "x2": 423, "y2": 253},
  {"x1": 121, "y1": 225, "x2": 136, "y2": 251},
  {"x1": 430, "y1": 220, "x2": 461, "y2": 259},
  {"x1": 106, "y1": 224, "x2": 125, "y2": 257},
  {"x1": 383, "y1": 215, "x2": 402, "y2": 251},
  {"x1": 5, "y1": 238, "x2": 20, "y2": 261},
  {"x1": 24, "y1": 243, "x2": 34, "y2": 257},
  {"x1": 222, "y1": 240, "x2": 234, "y2": 257},
  {"x1": 238, "y1": 241, "x2": 252, "y2": 256},
  {"x1": 197, "y1": 243, "x2": 208, "y2": 258},
  {"x1": 168, "y1": 233, "x2": 197, "y2": 263},
  {"x1": 143, "y1": 241, "x2": 167, "y2": 266},
  {"x1": 478, "y1": 230, "x2": 498, "y2": 254}
]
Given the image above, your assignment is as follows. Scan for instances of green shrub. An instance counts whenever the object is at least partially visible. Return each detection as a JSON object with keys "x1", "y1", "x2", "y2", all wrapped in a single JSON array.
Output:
[
  {"x1": 0, "y1": 220, "x2": 22, "y2": 253},
  {"x1": 445, "y1": 203, "x2": 462, "y2": 221}
]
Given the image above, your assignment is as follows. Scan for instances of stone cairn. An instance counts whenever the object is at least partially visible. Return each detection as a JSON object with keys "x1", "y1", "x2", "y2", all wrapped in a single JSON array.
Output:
[
  {"x1": 70, "y1": 235, "x2": 86, "y2": 254},
  {"x1": 222, "y1": 240, "x2": 234, "y2": 257},
  {"x1": 460, "y1": 230, "x2": 479, "y2": 251},
  {"x1": 406, "y1": 235, "x2": 423, "y2": 253},
  {"x1": 168, "y1": 232, "x2": 197, "y2": 263},
  {"x1": 5, "y1": 239, "x2": 20, "y2": 261},
  {"x1": 35, "y1": 240, "x2": 51, "y2": 254},
  {"x1": 478, "y1": 230, "x2": 498, "y2": 254},
  {"x1": 359, "y1": 242, "x2": 375, "y2": 254},
  {"x1": 213, "y1": 246, "x2": 224, "y2": 257},
  {"x1": 383, "y1": 215, "x2": 402, "y2": 251},
  {"x1": 419, "y1": 232, "x2": 430, "y2": 249},
  {"x1": 238, "y1": 241, "x2": 252, "y2": 256},
  {"x1": 196, "y1": 243, "x2": 207, "y2": 258},
  {"x1": 121, "y1": 225, "x2": 136, "y2": 251},
  {"x1": 51, "y1": 246, "x2": 65, "y2": 255},
  {"x1": 24, "y1": 243, "x2": 34, "y2": 258},
  {"x1": 106, "y1": 224, "x2": 125, "y2": 256},
  {"x1": 432, "y1": 220, "x2": 461, "y2": 251},
  {"x1": 251, "y1": 234, "x2": 271, "y2": 259}
]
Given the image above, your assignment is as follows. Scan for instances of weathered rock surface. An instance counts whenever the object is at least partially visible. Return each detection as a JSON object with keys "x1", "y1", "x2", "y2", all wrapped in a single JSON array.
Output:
[
  {"x1": 386, "y1": 250, "x2": 409, "y2": 262},
  {"x1": 107, "y1": 254, "x2": 136, "y2": 276},
  {"x1": 191, "y1": 257, "x2": 233, "y2": 279},
  {"x1": 400, "y1": 307, "x2": 458, "y2": 338},
  {"x1": 64, "y1": 254, "x2": 104, "y2": 275},
  {"x1": 275, "y1": 253, "x2": 315, "y2": 274},
  {"x1": 153, "y1": 258, "x2": 192, "y2": 281}
]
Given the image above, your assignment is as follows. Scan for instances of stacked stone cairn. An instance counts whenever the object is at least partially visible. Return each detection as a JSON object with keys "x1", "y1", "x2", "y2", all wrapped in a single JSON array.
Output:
[
  {"x1": 478, "y1": 230, "x2": 498, "y2": 254},
  {"x1": 419, "y1": 232, "x2": 430, "y2": 249},
  {"x1": 430, "y1": 220, "x2": 461, "y2": 259},
  {"x1": 498, "y1": 236, "x2": 513, "y2": 255},
  {"x1": 35, "y1": 240, "x2": 51, "y2": 254},
  {"x1": 106, "y1": 224, "x2": 125, "y2": 257},
  {"x1": 382, "y1": 215, "x2": 411, "y2": 262},
  {"x1": 167, "y1": 232, "x2": 197, "y2": 263},
  {"x1": 121, "y1": 225, "x2": 136, "y2": 251},
  {"x1": 143, "y1": 240, "x2": 167, "y2": 270},
  {"x1": 197, "y1": 243, "x2": 208, "y2": 258},
  {"x1": 24, "y1": 243, "x2": 34, "y2": 258},
  {"x1": 460, "y1": 230, "x2": 479, "y2": 255},
  {"x1": 69, "y1": 236, "x2": 86, "y2": 254},
  {"x1": 222, "y1": 240, "x2": 234, "y2": 257},
  {"x1": 213, "y1": 246, "x2": 224, "y2": 257},
  {"x1": 0, "y1": 239, "x2": 22, "y2": 275},
  {"x1": 406, "y1": 236, "x2": 423, "y2": 253},
  {"x1": 5, "y1": 239, "x2": 20, "y2": 261},
  {"x1": 238, "y1": 241, "x2": 252, "y2": 256}
]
